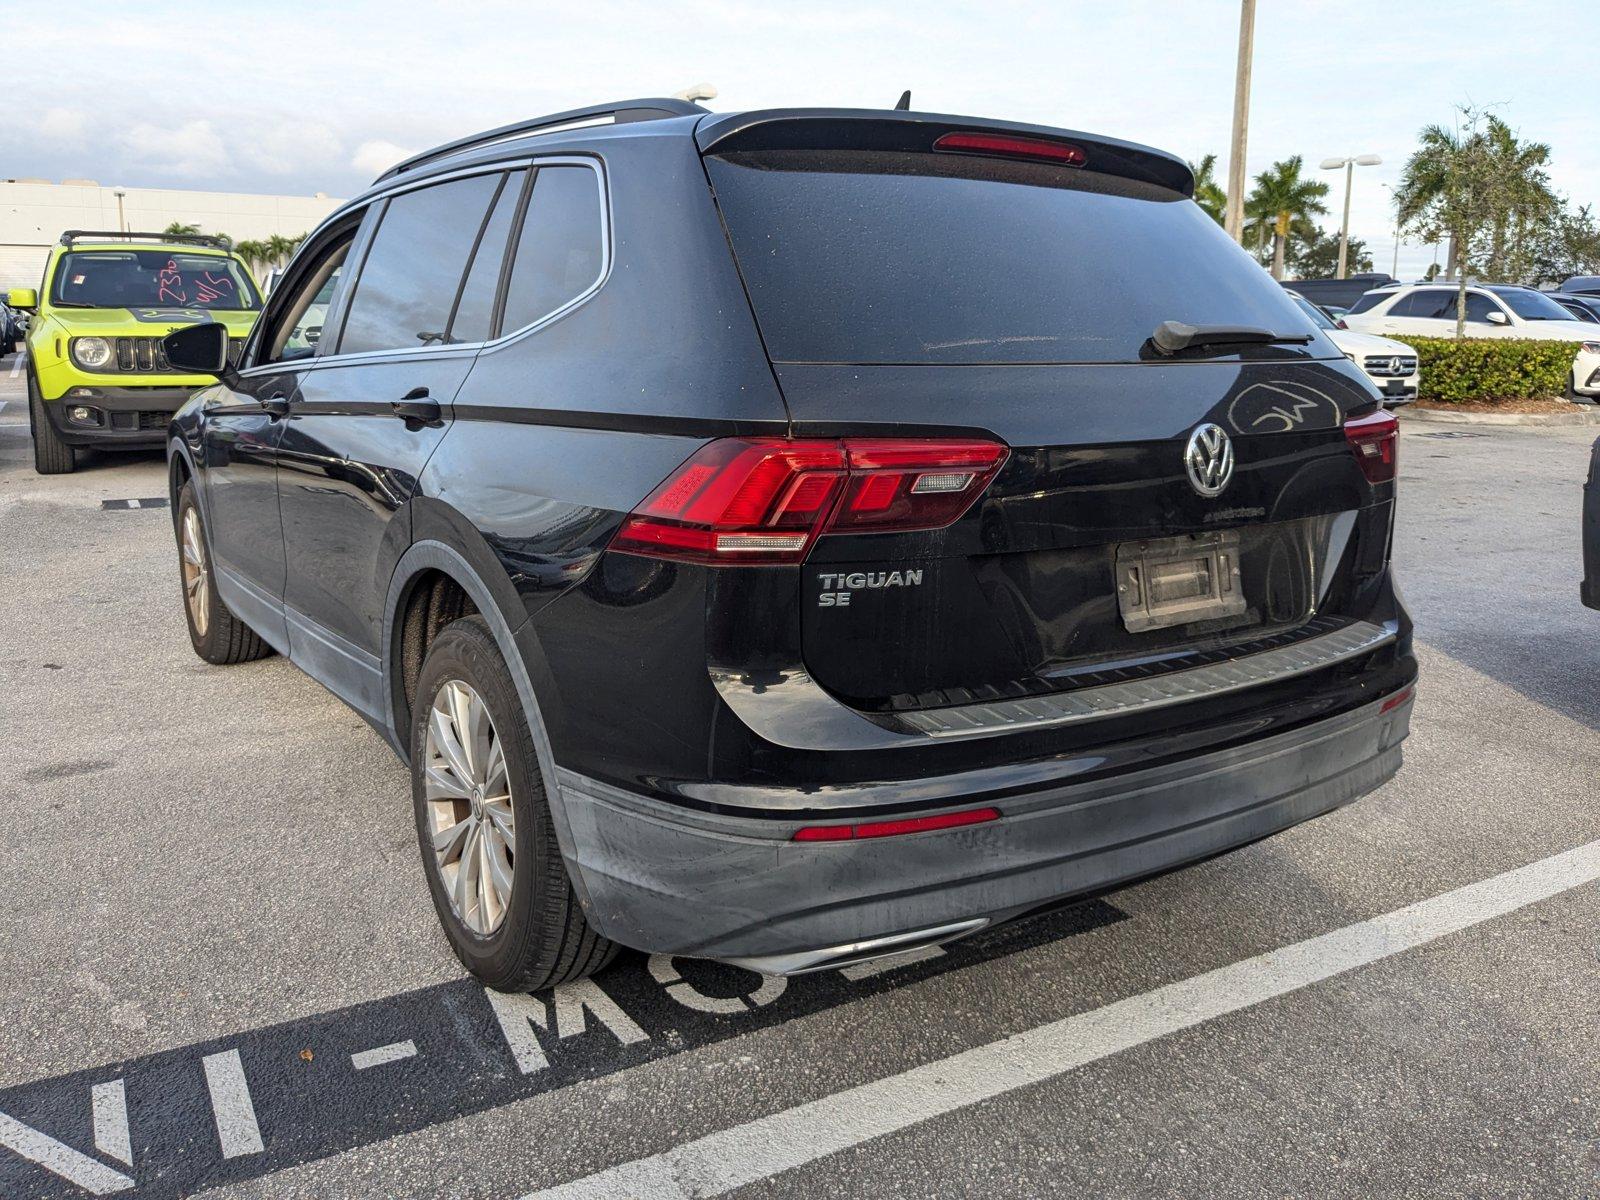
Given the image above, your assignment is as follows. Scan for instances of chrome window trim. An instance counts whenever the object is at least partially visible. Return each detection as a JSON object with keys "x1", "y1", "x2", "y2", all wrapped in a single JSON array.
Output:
[{"x1": 234, "y1": 155, "x2": 610, "y2": 376}]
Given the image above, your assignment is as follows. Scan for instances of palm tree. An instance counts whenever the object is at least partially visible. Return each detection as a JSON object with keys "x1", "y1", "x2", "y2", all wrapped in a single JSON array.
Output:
[
  {"x1": 1189, "y1": 154, "x2": 1227, "y2": 225},
  {"x1": 1394, "y1": 122, "x2": 1471, "y2": 280},
  {"x1": 1480, "y1": 116, "x2": 1556, "y2": 282},
  {"x1": 265, "y1": 234, "x2": 297, "y2": 270},
  {"x1": 233, "y1": 239, "x2": 269, "y2": 280},
  {"x1": 1244, "y1": 157, "x2": 1330, "y2": 280},
  {"x1": 163, "y1": 221, "x2": 201, "y2": 237}
]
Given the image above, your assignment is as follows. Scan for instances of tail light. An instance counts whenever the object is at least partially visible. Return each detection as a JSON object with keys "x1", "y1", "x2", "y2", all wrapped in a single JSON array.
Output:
[
  {"x1": 933, "y1": 131, "x2": 1087, "y2": 167},
  {"x1": 1345, "y1": 409, "x2": 1397, "y2": 484},
  {"x1": 612, "y1": 437, "x2": 1009, "y2": 566},
  {"x1": 1335, "y1": 318, "x2": 1349, "y2": 329}
]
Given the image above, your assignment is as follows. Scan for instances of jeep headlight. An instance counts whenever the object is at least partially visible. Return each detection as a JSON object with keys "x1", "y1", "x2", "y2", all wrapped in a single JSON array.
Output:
[{"x1": 71, "y1": 336, "x2": 113, "y2": 369}]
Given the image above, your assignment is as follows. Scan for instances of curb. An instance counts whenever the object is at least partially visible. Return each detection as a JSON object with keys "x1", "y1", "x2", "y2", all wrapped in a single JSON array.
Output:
[{"x1": 1397, "y1": 404, "x2": 1600, "y2": 428}]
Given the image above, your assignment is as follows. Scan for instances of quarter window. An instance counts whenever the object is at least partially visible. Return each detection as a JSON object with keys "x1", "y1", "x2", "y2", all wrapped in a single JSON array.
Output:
[
  {"x1": 1388, "y1": 289, "x2": 1452, "y2": 318},
  {"x1": 499, "y1": 165, "x2": 605, "y2": 335},
  {"x1": 339, "y1": 173, "x2": 502, "y2": 355}
]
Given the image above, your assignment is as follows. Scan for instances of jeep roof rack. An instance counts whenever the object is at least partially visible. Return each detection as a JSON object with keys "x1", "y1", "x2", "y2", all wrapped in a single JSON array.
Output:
[
  {"x1": 376, "y1": 97, "x2": 709, "y2": 182},
  {"x1": 60, "y1": 230, "x2": 232, "y2": 249}
]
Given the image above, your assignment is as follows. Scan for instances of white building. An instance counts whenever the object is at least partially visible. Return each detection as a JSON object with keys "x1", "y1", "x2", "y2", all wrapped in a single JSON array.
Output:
[{"x1": 0, "y1": 180, "x2": 345, "y2": 291}]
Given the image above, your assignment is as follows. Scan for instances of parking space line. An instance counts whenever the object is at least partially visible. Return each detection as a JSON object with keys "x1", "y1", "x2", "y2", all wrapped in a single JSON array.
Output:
[
  {"x1": 524, "y1": 838, "x2": 1600, "y2": 1200},
  {"x1": 91, "y1": 1079, "x2": 132, "y2": 1166},
  {"x1": 0, "y1": 1110, "x2": 133, "y2": 1194},
  {"x1": 351, "y1": 1040, "x2": 418, "y2": 1071},
  {"x1": 202, "y1": 1049, "x2": 264, "y2": 1159}
]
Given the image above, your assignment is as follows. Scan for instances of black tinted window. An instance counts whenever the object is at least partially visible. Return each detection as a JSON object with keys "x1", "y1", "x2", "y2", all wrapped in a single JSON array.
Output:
[
  {"x1": 1346, "y1": 291, "x2": 1387, "y2": 315},
  {"x1": 1389, "y1": 289, "x2": 1451, "y2": 318},
  {"x1": 339, "y1": 173, "x2": 500, "y2": 355},
  {"x1": 705, "y1": 150, "x2": 1324, "y2": 364},
  {"x1": 1462, "y1": 292, "x2": 1501, "y2": 323},
  {"x1": 447, "y1": 171, "x2": 526, "y2": 344},
  {"x1": 500, "y1": 166, "x2": 605, "y2": 333}
]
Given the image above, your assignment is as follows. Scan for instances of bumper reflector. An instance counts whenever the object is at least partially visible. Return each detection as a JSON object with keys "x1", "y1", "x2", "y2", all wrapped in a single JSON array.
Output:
[
  {"x1": 793, "y1": 806, "x2": 1001, "y2": 842},
  {"x1": 1379, "y1": 685, "x2": 1414, "y2": 714}
]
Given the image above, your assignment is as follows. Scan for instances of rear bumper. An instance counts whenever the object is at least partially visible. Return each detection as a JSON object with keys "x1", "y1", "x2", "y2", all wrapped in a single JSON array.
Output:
[
  {"x1": 554, "y1": 687, "x2": 1414, "y2": 970},
  {"x1": 38, "y1": 385, "x2": 197, "y2": 447}
]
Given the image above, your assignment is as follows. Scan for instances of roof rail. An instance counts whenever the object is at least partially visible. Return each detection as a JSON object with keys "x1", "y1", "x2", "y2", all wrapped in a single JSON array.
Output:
[
  {"x1": 377, "y1": 97, "x2": 708, "y2": 182},
  {"x1": 60, "y1": 229, "x2": 232, "y2": 249}
]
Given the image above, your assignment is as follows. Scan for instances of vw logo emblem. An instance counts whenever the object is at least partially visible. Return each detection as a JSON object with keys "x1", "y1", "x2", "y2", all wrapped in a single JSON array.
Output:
[{"x1": 1184, "y1": 423, "x2": 1235, "y2": 498}]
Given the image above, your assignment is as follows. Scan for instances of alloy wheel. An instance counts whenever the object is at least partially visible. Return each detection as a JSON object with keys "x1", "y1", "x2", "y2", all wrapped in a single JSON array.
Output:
[
  {"x1": 181, "y1": 508, "x2": 209, "y2": 638},
  {"x1": 423, "y1": 679, "x2": 515, "y2": 936}
]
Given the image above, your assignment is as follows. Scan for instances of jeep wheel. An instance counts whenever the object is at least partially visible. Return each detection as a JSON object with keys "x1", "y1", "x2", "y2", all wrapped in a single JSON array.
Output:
[
  {"x1": 176, "y1": 482, "x2": 273, "y2": 664},
  {"x1": 411, "y1": 615, "x2": 618, "y2": 992},
  {"x1": 28, "y1": 374, "x2": 75, "y2": 475}
]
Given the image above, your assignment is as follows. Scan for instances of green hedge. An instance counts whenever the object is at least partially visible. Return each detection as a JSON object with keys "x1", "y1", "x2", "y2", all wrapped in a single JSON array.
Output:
[{"x1": 1403, "y1": 336, "x2": 1583, "y2": 403}]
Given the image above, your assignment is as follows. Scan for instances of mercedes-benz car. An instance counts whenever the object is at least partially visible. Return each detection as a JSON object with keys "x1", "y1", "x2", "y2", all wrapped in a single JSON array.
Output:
[{"x1": 161, "y1": 99, "x2": 1416, "y2": 991}]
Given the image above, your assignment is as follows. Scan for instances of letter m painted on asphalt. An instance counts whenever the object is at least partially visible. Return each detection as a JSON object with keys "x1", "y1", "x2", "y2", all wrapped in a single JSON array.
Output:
[{"x1": 486, "y1": 981, "x2": 648, "y2": 1074}]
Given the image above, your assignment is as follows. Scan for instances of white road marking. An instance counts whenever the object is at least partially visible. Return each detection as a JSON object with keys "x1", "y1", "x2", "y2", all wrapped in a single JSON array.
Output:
[
  {"x1": 839, "y1": 944, "x2": 947, "y2": 981},
  {"x1": 8, "y1": 351, "x2": 24, "y2": 378},
  {"x1": 126, "y1": 498, "x2": 142, "y2": 509},
  {"x1": 0, "y1": 400, "x2": 7, "y2": 415},
  {"x1": 351, "y1": 1040, "x2": 418, "y2": 1071},
  {"x1": 0, "y1": 1109, "x2": 134, "y2": 1194},
  {"x1": 91, "y1": 1079, "x2": 132, "y2": 1166},
  {"x1": 488, "y1": 980, "x2": 649, "y2": 1076},
  {"x1": 525, "y1": 838, "x2": 1600, "y2": 1200},
  {"x1": 649, "y1": 956, "x2": 787, "y2": 1014},
  {"x1": 202, "y1": 1049, "x2": 264, "y2": 1158}
]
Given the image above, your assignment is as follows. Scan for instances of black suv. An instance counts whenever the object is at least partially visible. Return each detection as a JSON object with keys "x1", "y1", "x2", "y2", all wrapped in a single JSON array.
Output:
[{"x1": 163, "y1": 99, "x2": 1416, "y2": 990}]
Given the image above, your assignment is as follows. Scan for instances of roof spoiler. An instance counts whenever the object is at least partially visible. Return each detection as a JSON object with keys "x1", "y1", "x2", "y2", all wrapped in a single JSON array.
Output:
[
  {"x1": 61, "y1": 230, "x2": 232, "y2": 249},
  {"x1": 694, "y1": 108, "x2": 1194, "y2": 196},
  {"x1": 376, "y1": 97, "x2": 708, "y2": 182}
]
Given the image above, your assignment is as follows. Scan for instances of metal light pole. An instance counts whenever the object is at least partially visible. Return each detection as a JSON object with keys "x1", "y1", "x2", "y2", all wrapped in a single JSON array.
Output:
[
  {"x1": 1223, "y1": 0, "x2": 1257, "y2": 242},
  {"x1": 1319, "y1": 154, "x2": 1381, "y2": 278},
  {"x1": 113, "y1": 188, "x2": 127, "y2": 233}
]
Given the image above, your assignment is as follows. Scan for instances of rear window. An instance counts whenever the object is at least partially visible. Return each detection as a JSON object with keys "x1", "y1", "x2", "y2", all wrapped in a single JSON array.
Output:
[
  {"x1": 1346, "y1": 291, "x2": 1388, "y2": 315},
  {"x1": 706, "y1": 150, "x2": 1322, "y2": 365}
]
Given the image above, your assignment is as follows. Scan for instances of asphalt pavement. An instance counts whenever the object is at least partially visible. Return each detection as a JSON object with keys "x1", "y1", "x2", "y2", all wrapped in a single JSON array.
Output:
[{"x1": 1, "y1": 364, "x2": 1596, "y2": 1199}]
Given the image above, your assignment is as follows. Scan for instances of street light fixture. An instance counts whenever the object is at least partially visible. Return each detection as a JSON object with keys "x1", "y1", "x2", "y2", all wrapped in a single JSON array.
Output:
[
  {"x1": 1319, "y1": 154, "x2": 1381, "y2": 280},
  {"x1": 112, "y1": 187, "x2": 127, "y2": 233}
]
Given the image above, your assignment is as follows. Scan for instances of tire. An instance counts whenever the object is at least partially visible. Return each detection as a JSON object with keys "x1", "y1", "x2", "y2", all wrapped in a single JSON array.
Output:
[
  {"x1": 411, "y1": 615, "x2": 618, "y2": 992},
  {"x1": 175, "y1": 482, "x2": 273, "y2": 664},
  {"x1": 28, "y1": 373, "x2": 75, "y2": 475}
]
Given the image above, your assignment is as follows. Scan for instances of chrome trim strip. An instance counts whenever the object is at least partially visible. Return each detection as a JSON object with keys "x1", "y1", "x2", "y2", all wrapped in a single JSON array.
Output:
[
  {"x1": 717, "y1": 918, "x2": 990, "y2": 976},
  {"x1": 710, "y1": 618, "x2": 1398, "y2": 751},
  {"x1": 899, "y1": 619, "x2": 1396, "y2": 739}
]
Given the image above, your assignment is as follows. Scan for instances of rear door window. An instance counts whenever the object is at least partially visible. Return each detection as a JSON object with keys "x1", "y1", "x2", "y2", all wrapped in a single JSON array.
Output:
[
  {"x1": 498, "y1": 165, "x2": 606, "y2": 334},
  {"x1": 338, "y1": 173, "x2": 501, "y2": 355},
  {"x1": 705, "y1": 150, "x2": 1325, "y2": 364},
  {"x1": 446, "y1": 170, "x2": 528, "y2": 344},
  {"x1": 1388, "y1": 290, "x2": 1449, "y2": 318}
]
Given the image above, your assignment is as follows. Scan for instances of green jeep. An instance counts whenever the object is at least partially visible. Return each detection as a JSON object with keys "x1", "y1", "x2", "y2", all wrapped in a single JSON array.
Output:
[{"x1": 8, "y1": 231, "x2": 262, "y2": 474}]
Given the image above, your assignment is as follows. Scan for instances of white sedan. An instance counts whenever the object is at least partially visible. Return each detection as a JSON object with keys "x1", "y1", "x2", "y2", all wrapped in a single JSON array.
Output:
[{"x1": 1286, "y1": 291, "x2": 1419, "y2": 406}]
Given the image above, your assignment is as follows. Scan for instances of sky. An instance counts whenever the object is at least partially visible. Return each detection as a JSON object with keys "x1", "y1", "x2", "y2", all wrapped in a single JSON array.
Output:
[{"x1": 3, "y1": 0, "x2": 1591, "y2": 280}]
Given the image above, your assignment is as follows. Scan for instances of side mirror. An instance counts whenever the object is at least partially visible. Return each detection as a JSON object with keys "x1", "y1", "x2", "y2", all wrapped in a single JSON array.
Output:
[
  {"x1": 162, "y1": 322, "x2": 236, "y2": 382},
  {"x1": 7, "y1": 287, "x2": 37, "y2": 311},
  {"x1": 1485, "y1": 310, "x2": 1510, "y2": 326}
]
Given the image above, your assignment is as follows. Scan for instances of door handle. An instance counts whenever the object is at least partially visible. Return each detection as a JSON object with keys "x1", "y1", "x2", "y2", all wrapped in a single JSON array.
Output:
[
  {"x1": 391, "y1": 387, "x2": 442, "y2": 427},
  {"x1": 260, "y1": 391, "x2": 291, "y2": 418}
]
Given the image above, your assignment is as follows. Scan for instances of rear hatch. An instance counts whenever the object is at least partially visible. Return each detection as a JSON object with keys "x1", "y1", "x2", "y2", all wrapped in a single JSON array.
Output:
[{"x1": 695, "y1": 113, "x2": 1395, "y2": 712}]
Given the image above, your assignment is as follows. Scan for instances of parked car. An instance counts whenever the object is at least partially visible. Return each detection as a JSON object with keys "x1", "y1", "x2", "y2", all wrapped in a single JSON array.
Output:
[
  {"x1": 6, "y1": 231, "x2": 262, "y2": 474},
  {"x1": 0, "y1": 301, "x2": 24, "y2": 351},
  {"x1": 1551, "y1": 292, "x2": 1600, "y2": 324},
  {"x1": 1345, "y1": 283, "x2": 1600, "y2": 403},
  {"x1": 1286, "y1": 290, "x2": 1419, "y2": 406},
  {"x1": 1281, "y1": 273, "x2": 1397, "y2": 313},
  {"x1": 161, "y1": 98, "x2": 1416, "y2": 991},
  {"x1": 1558, "y1": 275, "x2": 1600, "y2": 298}
]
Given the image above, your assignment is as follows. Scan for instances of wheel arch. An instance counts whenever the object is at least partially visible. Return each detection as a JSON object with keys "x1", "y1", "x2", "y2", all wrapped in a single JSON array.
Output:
[{"x1": 380, "y1": 537, "x2": 591, "y2": 907}]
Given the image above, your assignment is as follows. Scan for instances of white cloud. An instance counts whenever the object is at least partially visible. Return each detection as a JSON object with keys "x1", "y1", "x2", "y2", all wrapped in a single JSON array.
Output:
[
  {"x1": 120, "y1": 120, "x2": 231, "y2": 179},
  {"x1": 350, "y1": 140, "x2": 415, "y2": 178},
  {"x1": 38, "y1": 108, "x2": 89, "y2": 146},
  {"x1": 244, "y1": 122, "x2": 343, "y2": 176}
]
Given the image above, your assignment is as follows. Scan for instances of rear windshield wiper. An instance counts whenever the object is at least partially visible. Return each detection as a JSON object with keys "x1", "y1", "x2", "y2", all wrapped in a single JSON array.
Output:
[{"x1": 1149, "y1": 320, "x2": 1314, "y2": 357}]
